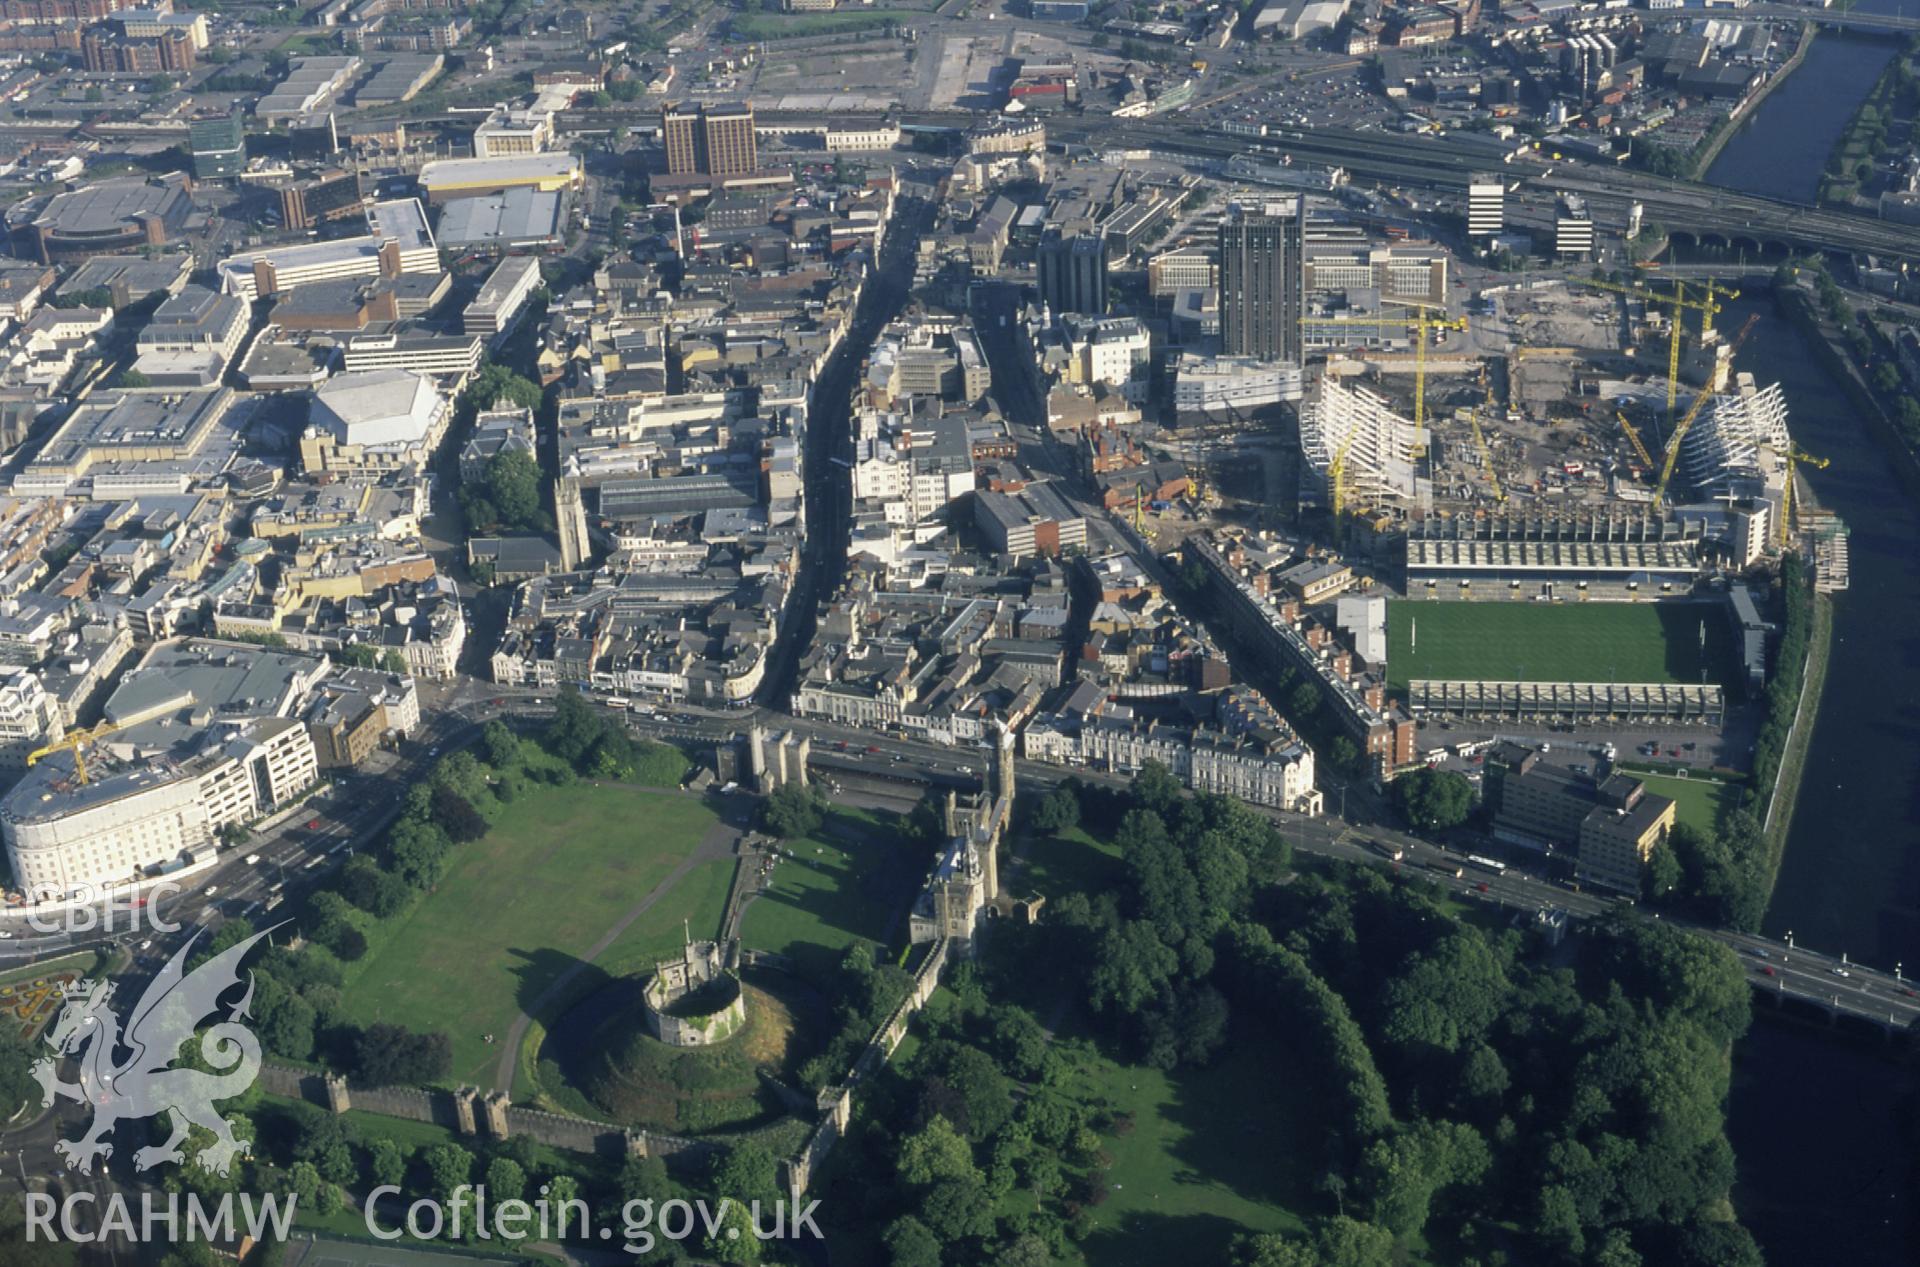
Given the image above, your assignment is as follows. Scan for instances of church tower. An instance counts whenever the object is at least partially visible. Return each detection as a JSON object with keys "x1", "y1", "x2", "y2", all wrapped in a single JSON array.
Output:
[{"x1": 555, "y1": 474, "x2": 590, "y2": 570}]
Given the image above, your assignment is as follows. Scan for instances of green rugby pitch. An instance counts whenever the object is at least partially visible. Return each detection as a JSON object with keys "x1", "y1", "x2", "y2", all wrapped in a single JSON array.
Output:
[{"x1": 1386, "y1": 599, "x2": 1741, "y2": 692}]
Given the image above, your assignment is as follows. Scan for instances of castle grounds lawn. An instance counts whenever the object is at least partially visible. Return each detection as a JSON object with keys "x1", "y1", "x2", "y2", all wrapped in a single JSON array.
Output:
[
  {"x1": 1047, "y1": 1033, "x2": 1322, "y2": 1267},
  {"x1": 1386, "y1": 599, "x2": 1741, "y2": 693},
  {"x1": 337, "y1": 785, "x2": 726, "y2": 1089},
  {"x1": 1012, "y1": 826, "x2": 1123, "y2": 900},
  {"x1": 738, "y1": 807, "x2": 924, "y2": 981},
  {"x1": 594, "y1": 858, "x2": 735, "y2": 981}
]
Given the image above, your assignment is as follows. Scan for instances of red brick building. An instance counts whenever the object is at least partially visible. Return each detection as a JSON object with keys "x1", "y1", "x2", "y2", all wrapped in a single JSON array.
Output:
[{"x1": 81, "y1": 24, "x2": 195, "y2": 73}]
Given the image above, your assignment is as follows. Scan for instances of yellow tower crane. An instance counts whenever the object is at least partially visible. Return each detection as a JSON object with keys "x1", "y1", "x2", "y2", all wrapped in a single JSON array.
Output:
[
  {"x1": 1614, "y1": 410, "x2": 1656, "y2": 471},
  {"x1": 1579, "y1": 277, "x2": 1736, "y2": 426},
  {"x1": 1771, "y1": 445, "x2": 1830, "y2": 549},
  {"x1": 1328, "y1": 430, "x2": 1360, "y2": 524},
  {"x1": 1299, "y1": 305, "x2": 1469, "y2": 430},
  {"x1": 27, "y1": 719, "x2": 125, "y2": 785},
  {"x1": 1653, "y1": 313, "x2": 1761, "y2": 509}
]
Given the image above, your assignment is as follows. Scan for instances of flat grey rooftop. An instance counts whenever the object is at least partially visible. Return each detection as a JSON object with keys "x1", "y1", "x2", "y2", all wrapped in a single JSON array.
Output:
[
  {"x1": 34, "y1": 178, "x2": 184, "y2": 233},
  {"x1": 438, "y1": 188, "x2": 564, "y2": 247},
  {"x1": 104, "y1": 637, "x2": 330, "y2": 753}
]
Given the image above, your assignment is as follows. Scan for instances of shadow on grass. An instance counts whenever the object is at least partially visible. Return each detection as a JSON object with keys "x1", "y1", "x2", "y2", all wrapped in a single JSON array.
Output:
[
  {"x1": 1655, "y1": 602, "x2": 1745, "y2": 699},
  {"x1": 537, "y1": 973, "x2": 649, "y2": 1108},
  {"x1": 1077, "y1": 1209, "x2": 1265, "y2": 1267},
  {"x1": 507, "y1": 945, "x2": 615, "y2": 1024},
  {"x1": 1013, "y1": 829, "x2": 1123, "y2": 900},
  {"x1": 1158, "y1": 1034, "x2": 1330, "y2": 1215},
  {"x1": 746, "y1": 809, "x2": 930, "y2": 982}
]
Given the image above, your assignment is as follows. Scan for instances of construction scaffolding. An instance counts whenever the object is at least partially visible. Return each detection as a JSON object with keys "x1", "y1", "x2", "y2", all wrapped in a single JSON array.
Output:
[{"x1": 1300, "y1": 376, "x2": 1428, "y2": 513}]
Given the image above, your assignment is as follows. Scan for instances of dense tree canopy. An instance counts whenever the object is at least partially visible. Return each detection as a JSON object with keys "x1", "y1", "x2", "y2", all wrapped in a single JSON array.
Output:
[
  {"x1": 761, "y1": 782, "x2": 826, "y2": 839},
  {"x1": 542, "y1": 687, "x2": 641, "y2": 778},
  {"x1": 461, "y1": 448, "x2": 549, "y2": 536},
  {"x1": 463, "y1": 363, "x2": 544, "y2": 413},
  {"x1": 811, "y1": 765, "x2": 1762, "y2": 1267},
  {"x1": 354, "y1": 1024, "x2": 452, "y2": 1086},
  {"x1": 1391, "y1": 767, "x2": 1476, "y2": 832}
]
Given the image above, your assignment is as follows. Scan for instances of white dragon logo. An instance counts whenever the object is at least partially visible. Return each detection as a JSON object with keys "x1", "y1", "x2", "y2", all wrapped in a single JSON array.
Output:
[{"x1": 32, "y1": 924, "x2": 278, "y2": 1177}]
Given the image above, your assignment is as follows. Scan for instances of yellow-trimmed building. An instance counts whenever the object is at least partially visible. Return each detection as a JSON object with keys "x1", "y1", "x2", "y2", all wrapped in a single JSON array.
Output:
[{"x1": 417, "y1": 154, "x2": 582, "y2": 206}]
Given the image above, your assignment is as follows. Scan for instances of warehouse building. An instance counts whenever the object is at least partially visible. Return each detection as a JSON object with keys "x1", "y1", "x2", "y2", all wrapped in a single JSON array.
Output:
[
  {"x1": 354, "y1": 54, "x2": 442, "y2": 107},
  {"x1": 437, "y1": 187, "x2": 565, "y2": 253},
  {"x1": 256, "y1": 56, "x2": 362, "y2": 123},
  {"x1": 417, "y1": 154, "x2": 581, "y2": 206}
]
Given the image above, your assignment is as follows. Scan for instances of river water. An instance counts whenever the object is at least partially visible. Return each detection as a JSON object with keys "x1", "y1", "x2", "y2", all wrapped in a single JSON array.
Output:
[
  {"x1": 1713, "y1": 294, "x2": 1920, "y2": 1267},
  {"x1": 1703, "y1": 33, "x2": 1900, "y2": 203},
  {"x1": 1699, "y1": 15, "x2": 1920, "y2": 1262}
]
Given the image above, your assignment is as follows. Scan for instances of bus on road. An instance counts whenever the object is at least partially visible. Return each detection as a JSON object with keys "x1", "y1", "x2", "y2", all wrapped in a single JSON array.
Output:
[{"x1": 1466, "y1": 855, "x2": 1508, "y2": 876}]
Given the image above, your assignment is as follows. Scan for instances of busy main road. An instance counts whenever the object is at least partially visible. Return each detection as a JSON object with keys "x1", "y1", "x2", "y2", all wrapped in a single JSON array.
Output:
[{"x1": 531, "y1": 689, "x2": 1920, "y2": 1031}]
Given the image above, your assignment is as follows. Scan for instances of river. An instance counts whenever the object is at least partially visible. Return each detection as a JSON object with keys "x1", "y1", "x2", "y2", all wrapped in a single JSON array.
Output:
[
  {"x1": 1712, "y1": 293, "x2": 1920, "y2": 1267},
  {"x1": 1703, "y1": 31, "x2": 1900, "y2": 203},
  {"x1": 1701, "y1": 15, "x2": 1920, "y2": 1261}
]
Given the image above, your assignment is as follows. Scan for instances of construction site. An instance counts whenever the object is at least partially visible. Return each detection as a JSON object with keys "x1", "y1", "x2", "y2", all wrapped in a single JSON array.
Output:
[
  {"x1": 1148, "y1": 265, "x2": 1849, "y2": 755},
  {"x1": 1265, "y1": 274, "x2": 1847, "y2": 590}
]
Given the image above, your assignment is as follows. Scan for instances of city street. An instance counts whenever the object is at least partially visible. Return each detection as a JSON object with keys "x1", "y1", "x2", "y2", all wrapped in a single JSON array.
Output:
[{"x1": 576, "y1": 692, "x2": 1920, "y2": 1028}]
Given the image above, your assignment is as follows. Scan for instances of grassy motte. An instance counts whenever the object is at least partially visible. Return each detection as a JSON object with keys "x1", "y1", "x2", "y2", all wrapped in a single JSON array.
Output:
[{"x1": 547, "y1": 979, "x2": 800, "y2": 1135}]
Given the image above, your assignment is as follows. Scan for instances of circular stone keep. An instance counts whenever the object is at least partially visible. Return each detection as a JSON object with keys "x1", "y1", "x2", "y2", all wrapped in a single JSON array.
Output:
[{"x1": 642, "y1": 939, "x2": 747, "y2": 1047}]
